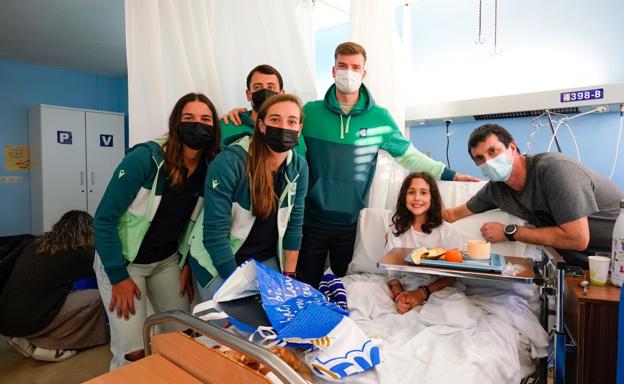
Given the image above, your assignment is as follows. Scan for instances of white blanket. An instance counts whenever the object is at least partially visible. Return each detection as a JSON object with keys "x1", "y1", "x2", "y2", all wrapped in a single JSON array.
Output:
[{"x1": 315, "y1": 274, "x2": 549, "y2": 384}]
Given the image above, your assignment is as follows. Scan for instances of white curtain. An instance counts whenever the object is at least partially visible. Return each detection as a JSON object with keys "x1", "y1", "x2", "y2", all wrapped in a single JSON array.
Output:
[
  {"x1": 349, "y1": 0, "x2": 406, "y2": 134},
  {"x1": 350, "y1": 1, "x2": 410, "y2": 210},
  {"x1": 125, "y1": 0, "x2": 316, "y2": 145}
]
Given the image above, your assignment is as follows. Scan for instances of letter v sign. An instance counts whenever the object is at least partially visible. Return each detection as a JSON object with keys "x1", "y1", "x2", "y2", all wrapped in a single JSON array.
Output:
[{"x1": 100, "y1": 134, "x2": 114, "y2": 147}]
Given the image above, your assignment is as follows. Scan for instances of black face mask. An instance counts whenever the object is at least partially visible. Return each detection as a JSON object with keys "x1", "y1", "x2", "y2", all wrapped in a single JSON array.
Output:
[
  {"x1": 179, "y1": 121, "x2": 214, "y2": 150},
  {"x1": 263, "y1": 125, "x2": 299, "y2": 153},
  {"x1": 251, "y1": 89, "x2": 279, "y2": 111}
]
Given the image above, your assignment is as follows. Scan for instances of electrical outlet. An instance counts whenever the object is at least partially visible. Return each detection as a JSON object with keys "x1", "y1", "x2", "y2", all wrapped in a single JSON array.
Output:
[{"x1": 0, "y1": 176, "x2": 23, "y2": 184}]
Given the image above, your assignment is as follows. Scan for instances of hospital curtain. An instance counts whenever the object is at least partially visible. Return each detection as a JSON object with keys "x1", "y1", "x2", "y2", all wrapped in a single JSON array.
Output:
[
  {"x1": 125, "y1": 0, "x2": 316, "y2": 145},
  {"x1": 349, "y1": 0, "x2": 407, "y2": 134},
  {"x1": 350, "y1": 1, "x2": 410, "y2": 209}
]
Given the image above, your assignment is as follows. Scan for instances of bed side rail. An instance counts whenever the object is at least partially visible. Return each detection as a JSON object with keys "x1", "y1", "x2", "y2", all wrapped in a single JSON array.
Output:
[
  {"x1": 539, "y1": 246, "x2": 567, "y2": 384},
  {"x1": 143, "y1": 310, "x2": 308, "y2": 384}
]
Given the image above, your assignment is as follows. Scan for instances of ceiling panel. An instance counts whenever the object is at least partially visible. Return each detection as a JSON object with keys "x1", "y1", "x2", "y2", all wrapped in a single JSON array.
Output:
[{"x1": 0, "y1": 0, "x2": 126, "y2": 78}]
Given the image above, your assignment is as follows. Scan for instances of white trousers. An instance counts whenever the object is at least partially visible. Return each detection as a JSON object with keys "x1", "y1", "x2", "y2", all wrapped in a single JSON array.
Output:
[{"x1": 94, "y1": 253, "x2": 190, "y2": 370}]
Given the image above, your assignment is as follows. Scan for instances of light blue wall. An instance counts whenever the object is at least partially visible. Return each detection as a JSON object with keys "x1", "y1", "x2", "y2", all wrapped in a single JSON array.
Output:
[
  {"x1": 409, "y1": 112, "x2": 624, "y2": 189},
  {"x1": 408, "y1": 0, "x2": 624, "y2": 104},
  {"x1": 404, "y1": 0, "x2": 624, "y2": 190},
  {"x1": 0, "y1": 59, "x2": 128, "y2": 235}
]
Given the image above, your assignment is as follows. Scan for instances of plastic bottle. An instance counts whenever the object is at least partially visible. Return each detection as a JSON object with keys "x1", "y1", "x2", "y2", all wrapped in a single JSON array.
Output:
[{"x1": 611, "y1": 199, "x2": 624, "y2": 287}]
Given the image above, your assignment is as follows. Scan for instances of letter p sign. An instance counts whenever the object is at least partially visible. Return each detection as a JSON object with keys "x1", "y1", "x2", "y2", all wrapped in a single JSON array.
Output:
[
  {"x1": 57, "y1": 131, "x2": 72, "y2": 144},
  {"x1": 100, "y1": 134, "x2": 113, "y2": 147}
]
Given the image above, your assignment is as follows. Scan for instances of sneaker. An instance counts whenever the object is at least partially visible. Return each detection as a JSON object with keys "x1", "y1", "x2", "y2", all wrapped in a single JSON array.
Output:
[
  {"x1": 7, "y1": 337, "x2": 35, "y2": 358},
  {"x1": 31, "y1": 347, "x2": 77, "y2": 362}
]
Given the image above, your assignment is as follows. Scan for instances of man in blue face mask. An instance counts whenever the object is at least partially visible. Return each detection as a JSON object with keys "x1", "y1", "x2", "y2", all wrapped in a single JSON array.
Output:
[{"x1": 445, "y1": 123, "x2": 624, "y2": 268}]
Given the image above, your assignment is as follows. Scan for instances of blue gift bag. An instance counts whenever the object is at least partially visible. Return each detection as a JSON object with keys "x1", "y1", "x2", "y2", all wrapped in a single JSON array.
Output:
[
  {"x1": 254, "y1": 261, "x2": 348, "y2": 335},
  {"x1": 193, "y1": 260, "x2": 380, "y2": 381}
]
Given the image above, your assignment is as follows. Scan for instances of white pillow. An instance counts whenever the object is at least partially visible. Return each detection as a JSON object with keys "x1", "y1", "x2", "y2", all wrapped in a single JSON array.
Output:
[
  {"x1": 348, "y1": 208, "x2": 392, "y2": 275},
  {"x1": 367, "y1": 150, "x2": 409, "y2": 210},
  {"x1": 349, "y1": 182, "x2": 540, "y2": 275},
  {"x1": 450, "y1": 210, "x2": 532, "y2": 257},
  {"x1": 437, "y1": 180, "x2": 488, "y2": 208}
]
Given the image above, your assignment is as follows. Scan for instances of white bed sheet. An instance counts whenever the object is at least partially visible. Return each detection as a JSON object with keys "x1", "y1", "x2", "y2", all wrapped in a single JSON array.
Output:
[{"x1": 311, "y1": 274, "x2": 548, "y2": 384}]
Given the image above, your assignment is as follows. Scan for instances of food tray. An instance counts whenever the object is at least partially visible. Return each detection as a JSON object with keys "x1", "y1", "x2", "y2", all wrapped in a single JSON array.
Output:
[{"x1": 404, "y1": 252, "x2": 506, "y2": 272}]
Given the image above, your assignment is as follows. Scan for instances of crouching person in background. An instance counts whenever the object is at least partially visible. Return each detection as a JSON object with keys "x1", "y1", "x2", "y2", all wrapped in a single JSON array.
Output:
[{"x1": 0, "y1": 210, "x2": 107, "y2": 362}]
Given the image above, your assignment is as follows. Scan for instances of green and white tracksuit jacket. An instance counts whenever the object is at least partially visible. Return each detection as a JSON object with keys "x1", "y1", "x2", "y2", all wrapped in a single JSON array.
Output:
[
  {"x1": 94, "y1": 138, "x2": 202, "y2": 284},
  {"x1": 220, "y1": 110, "x2": 307, "y2": 157},
  {"x1": 188, "y1": 135, "x2": 308, "y2": 287},
  {"x1": 302, "y1": 84, "x2": 457, "y2": 230}
]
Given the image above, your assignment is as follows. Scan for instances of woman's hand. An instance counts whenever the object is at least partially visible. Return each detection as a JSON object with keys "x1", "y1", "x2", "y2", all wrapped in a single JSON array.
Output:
[
  {"x1": 388, "y1": 279, "x2": 403, "y2": 300},
  {"x1": 395, "y1": 290, "x2": 425, "y2": 314},
  {"x1": 110, "y1": 278, "x2": 141, "y2": 320},
  {"x1": 179, "y1": 265, "x2": 195, "y2": 303}
]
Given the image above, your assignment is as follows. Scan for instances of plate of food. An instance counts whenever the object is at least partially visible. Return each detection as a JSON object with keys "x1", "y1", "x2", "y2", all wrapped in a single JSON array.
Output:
[{"x1": 403, "y1": 247, "x2": 505, "y2": 272}]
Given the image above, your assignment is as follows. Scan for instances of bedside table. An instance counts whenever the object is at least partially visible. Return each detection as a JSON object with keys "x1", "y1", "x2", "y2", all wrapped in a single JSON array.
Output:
[{"x1": 564, "y1": 273, "x2": 620, "y2": 384}]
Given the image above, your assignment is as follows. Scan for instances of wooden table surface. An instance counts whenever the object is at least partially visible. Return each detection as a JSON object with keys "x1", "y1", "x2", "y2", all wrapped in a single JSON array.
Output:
[{"x1": 565, "y1": 272, "x2": 621, "y2": 303}]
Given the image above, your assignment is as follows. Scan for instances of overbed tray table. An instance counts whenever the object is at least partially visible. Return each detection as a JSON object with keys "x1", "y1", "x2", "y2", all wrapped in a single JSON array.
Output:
[{"x1": 378, "y1": 247, "x2": 535, "y2": 284}]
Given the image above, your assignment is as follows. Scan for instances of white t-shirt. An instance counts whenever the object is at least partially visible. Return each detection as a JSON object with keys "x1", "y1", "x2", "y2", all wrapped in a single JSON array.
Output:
[
  {"x1": 385, "y1": 221, "x2": 463, "y2": 284},
  {"x1": 385, "y1": 221, "x2": 463, "y2": 252}
]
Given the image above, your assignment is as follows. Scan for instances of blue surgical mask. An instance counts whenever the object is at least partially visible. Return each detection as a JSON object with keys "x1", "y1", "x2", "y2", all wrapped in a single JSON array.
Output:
[{"x1": 478, "y1": 148, "x2": 513, "y2": 182}]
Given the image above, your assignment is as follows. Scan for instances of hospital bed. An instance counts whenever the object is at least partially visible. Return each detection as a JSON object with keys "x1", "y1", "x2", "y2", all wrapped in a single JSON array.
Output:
[
  {"x1": 336, "y1": 202, "x2": 565, "y2": 384},
  {"x1": 141, "y1": 154, "x2": 568, "y2": 383}
]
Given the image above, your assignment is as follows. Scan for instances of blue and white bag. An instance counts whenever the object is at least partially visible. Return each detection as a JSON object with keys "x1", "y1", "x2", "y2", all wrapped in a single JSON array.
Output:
[{"x1": 193, "y1": 260, "x2": 381, "y2": 380}]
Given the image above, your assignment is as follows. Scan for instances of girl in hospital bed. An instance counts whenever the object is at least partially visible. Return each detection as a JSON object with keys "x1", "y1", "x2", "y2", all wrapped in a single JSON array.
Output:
[{"x1": 385, "y1": 172, "x2": 463, "y2": 314}]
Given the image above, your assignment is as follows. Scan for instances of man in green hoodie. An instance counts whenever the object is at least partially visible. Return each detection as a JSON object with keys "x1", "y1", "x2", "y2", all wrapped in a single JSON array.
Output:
[
  {"x1": 296, "y1": 42, "x2": 478, "y2": 288},
  {"x1": 221, "y1": 64, "x2": 306, "y2": 156}
]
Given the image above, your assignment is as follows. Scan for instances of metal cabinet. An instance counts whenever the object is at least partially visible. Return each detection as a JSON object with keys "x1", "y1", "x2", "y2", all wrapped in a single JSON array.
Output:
[{"x1": 29, "y1": 105, "x2": 124, "y2": 233}]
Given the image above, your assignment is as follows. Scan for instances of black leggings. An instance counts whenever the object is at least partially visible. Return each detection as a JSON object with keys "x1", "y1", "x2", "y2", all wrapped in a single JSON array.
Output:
[{"x1": 296, "y1": 226, "x2": 356, "y2": 289}]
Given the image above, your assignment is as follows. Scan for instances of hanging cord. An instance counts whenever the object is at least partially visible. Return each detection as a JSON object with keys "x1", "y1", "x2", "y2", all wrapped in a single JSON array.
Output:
[
  {"x1": 547, "y1": 107, "x2": 606, "y2": 161},
  {"x1": 475, "y1": 0, "x2": 484, "y2": 44},
  {"x1": 528, "y1": 112, "x2": 569, "y2": 155},
  {"x1": 527, "y1": 113, "x2": 546, "y2": 155},
  {"x1": 545, "y1": 110, "x2": 563, "y2": 152},
  {"x1": 444, "y1": 120, "x2": 453, "y2": 168},
  {"x1": 526, "y1": 112, "x2": 569, "y2": 154},
  {"x1": 492, "y1": 0, "x2": 500, "y2": 54},
  {"x1": 609, "y1": 106, "x2": 624, "y2": 179},
  {"x1": 559, "y1": 121, "x2": 582, "y2": 162}
]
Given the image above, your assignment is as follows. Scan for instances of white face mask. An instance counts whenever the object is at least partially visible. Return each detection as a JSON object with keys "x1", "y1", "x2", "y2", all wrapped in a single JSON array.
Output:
[
  {"x1": 478, "y1": 147, "x2": 514, "y2": 182},
  {"x1": 334, "y1": 69, "x2": 362, "y2": 94}
]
